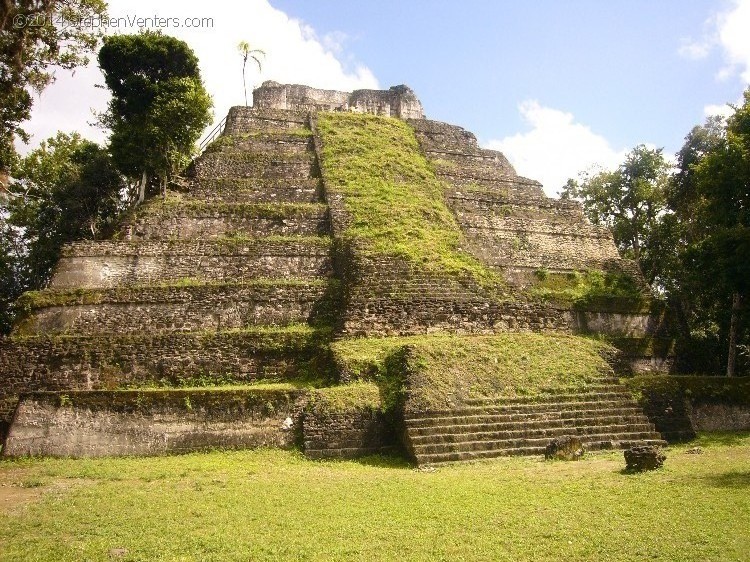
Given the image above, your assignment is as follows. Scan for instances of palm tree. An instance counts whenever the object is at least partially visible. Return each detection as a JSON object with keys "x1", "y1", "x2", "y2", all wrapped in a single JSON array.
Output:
[{"x1": 237, "y1": 42, "x2": 265, "y2": 106}]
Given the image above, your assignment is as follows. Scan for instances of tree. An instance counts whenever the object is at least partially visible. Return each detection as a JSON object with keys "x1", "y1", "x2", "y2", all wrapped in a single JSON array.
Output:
[
  {"x1": 686, "y1": 90, "x2": 750, "y2": 376},
  {"x1": 98, "y1": 31, "x2": 213, "y2": 201},
  {"x1": 3, "y1": 132, "x2": 125, "y2": 299},
  {"x1": 237, "y1": 41, "x2": 264, "y2": 106},
  {"x1": 561, "y1": 145, "x2": 670, "y2": 285},
  {"x1": 0, "y1": 0, "x2": 106, "y2": 175}
]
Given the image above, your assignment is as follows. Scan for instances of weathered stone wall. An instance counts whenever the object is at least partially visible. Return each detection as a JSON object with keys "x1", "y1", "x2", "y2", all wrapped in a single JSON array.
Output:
[
  {"x1": 4, "y1": 389, "x2": 306, "y2": 457},
  {"x1": 627, "y1": 375, "x2": 750, "y2": 441},
  {"x1": 121, "y1": 204, "x2": 330, "y2": 240},
  {"x1": 223, "y1": 107, "x2": 308, "y2": 135},
  {"x1": 191, "y1": 151, "x2": 315, "y2": 180},
  {"x1": 0, "y1": 329, "x2": 324, "y2": 428},
  {"x1": 409, "y1": 118, "x2": 645, "y2": 285},
  {"x1": 303, "y1": 408, "x2": 393, "y2": 459},
  {"x1": 49, "y1": 239, "x2": 332, "y2": 289},
  {"x1": 182, "y1": 178, "x2": 322, "y2": 204},
  {"x1": 690, "y1": 404, "x2": 750, "y2": 432},
  {"x1": 15, "y1": 282, "x2": 336, "y2": 335},
  {"x1": 252, "y1": 81, "x2": 425, "y2": 119}
]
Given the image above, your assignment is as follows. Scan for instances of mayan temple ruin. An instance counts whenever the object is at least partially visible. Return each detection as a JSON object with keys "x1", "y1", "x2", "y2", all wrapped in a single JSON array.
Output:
[{"x1": 0, "y1": 81, "x2": 674, "y2": 464}]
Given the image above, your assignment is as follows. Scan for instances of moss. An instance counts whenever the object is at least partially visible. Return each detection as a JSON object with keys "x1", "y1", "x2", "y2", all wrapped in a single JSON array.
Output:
[
  {"x1": 16, "y1": 279, "x2": 336, "y2": 310},
  {"x1": 623, "y1": 375, "x2": 750, "y2": 406},
  {"x1": 316, "y1": 112, "x2": 502, "y2": 289},
  {"x1": 10, "y1": 325, "x2": 331, "y2": 352},
  {"x1": 333, "y1": 332, "x2": 617, "y2": 412},
  {"x1": 306, "y1": 382, "x2": 382, "y2": 415},
  {"x1": 527, "y1": 269, "x2": 647, "y2": 306},
  {"x1": 27, "y1": 387, "x2": 307, "y2": 414}
]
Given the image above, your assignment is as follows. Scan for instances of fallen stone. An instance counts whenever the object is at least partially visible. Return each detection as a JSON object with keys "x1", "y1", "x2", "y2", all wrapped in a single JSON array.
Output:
[
  {"x1": 544, "y1": 435, "x2": 584, "y2": 460},
  {"x1": 624, "y1": 445, "x2": 666, "y2": 471}
]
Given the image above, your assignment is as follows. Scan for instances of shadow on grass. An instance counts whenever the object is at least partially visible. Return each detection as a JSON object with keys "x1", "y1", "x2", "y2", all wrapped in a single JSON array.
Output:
[
  {"x1": 693, "y1": 431, "x2": 750, "y2": 448},
  {"x1": 701, "y1": 470, "x2": 750, "y2": 489},
  {"x1": 308, "y1": 452, "x2": 414, "y2": 470}
]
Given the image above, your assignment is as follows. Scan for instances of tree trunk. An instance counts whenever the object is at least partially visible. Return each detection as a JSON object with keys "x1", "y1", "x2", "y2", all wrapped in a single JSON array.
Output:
[
  {"x1": 137, "y1": 170, "x2": 147, "y2": 205},
  {"x1": 242, "y1": 63, "x2": 247, "y2": 106},
  {"x1": 726, "y1": 292, "x2": 742, "y2": 377}
]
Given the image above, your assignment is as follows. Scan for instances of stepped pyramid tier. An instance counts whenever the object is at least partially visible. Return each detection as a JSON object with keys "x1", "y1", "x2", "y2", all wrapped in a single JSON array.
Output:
[{"x1": 2, "y1": 82, "x2": 676, "y2": 462}]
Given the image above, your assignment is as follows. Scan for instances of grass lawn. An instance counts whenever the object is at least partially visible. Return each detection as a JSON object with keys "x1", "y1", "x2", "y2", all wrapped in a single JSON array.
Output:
[{"x1": 1, "y1": 433, "x2": 748, "y2": 561}]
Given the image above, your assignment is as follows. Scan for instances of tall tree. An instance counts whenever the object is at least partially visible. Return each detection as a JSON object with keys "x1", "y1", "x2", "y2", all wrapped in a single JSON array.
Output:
[
  {"x1": 4, "y1": 132, "x2": 125, "y2": 297},
  {"x1": 0, "y1": 0, "x2": 106, "y2": 175},
  {"x1": 687, "y1": 90, "x2": 750, "y2": 376},
  {"x1": 98, "y1": 31, "x2": 213, "y2": 201},
  {"x1": 237, "y1": 41, "x2": 264, "y2": 106},
  {"x1": 561, "y1": 145, "x2": 670, "y2": 285}
]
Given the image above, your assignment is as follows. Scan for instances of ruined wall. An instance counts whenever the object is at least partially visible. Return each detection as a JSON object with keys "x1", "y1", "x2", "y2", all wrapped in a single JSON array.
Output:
[
  {"x1": 626, "y1": 376, "x2": 750, "y2": 442},
  {"x1": 303, "y1": 408, "x2": 393, "y2": 459},
  {"x1": 409, "y1": 118, "x2": 638, "y2": 279},
  {"x1": 15, "y1": 282, "x2": 335, "y2": 335},
  {"x1": 49, "y1": 239, "x2": 332, "y2": 289},
  {"x1": 252, "y1": 81, "x2": 424, "y2": 119},
  {"x1": 4, "y1": 389, "x2": 306, "y2": 457}
]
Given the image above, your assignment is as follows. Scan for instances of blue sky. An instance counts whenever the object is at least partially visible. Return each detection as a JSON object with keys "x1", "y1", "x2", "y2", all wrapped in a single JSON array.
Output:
[{"x1": 21, "y1": 0, "x2": 750, "y2": 195}]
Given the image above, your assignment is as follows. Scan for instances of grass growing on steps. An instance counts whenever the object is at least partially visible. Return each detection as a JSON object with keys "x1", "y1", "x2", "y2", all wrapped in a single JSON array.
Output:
[
  {"x1": 316, "y1": 112, "x2": 501, "y2": 287},
  {"x1": 332, "y1": 333, "x2": 618, "y2": 412},
  {"x1": 1, "y1": 434, "x2": 749, "y2": 561}
]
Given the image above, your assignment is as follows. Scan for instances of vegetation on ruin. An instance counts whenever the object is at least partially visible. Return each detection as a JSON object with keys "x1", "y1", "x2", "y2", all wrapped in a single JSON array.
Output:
[
  {"x1": 624, "y1": 374, "x2": 750, "y2": 405},
  {"x1": 316, "y1": 112, "x2": 502, "y2": 288},
  {"x1": 527, "y1": 268, "x2": 648, "y2": 306},
  {"x1": 1, "y1": 433, "x2": 748, "y2": 561},
  {"x1": 333, "y1": 333, "x2": 616, "y2": 412},
  {"x1": 307, "y1": 382, "x2": 382, "y2": 414},
  {"x1": 16, "y1": 278, "x2": 334, "y2": 311}
]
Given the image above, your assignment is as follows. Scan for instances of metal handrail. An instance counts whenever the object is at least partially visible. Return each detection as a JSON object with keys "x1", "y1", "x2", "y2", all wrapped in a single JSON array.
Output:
[{"x1": 198, "y1": 115, "x2": 227, "y2": 153}]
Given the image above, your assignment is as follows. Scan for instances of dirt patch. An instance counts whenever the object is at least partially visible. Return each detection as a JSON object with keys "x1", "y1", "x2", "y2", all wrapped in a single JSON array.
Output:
[
  {"x1": 0, "y1": 468, "x2": 96, "y2": 514},
  {"x1": 0, "y1": 468, "x2": 45, "y2": 513}
]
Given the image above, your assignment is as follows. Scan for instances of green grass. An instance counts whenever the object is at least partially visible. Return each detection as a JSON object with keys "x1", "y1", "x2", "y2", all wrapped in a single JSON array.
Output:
[
  {"x1": 1, "y1": 434, "x2": 748, "y2": 561},
  {"x1": 332, "y1": 333, "x2": 617, "y2": 412},
  {"x1": 307, "y1": 382, "x2": 382, "y2": 414},
  {"x1": 316, "y1": 112, "x2": 500, "y2": 287}
]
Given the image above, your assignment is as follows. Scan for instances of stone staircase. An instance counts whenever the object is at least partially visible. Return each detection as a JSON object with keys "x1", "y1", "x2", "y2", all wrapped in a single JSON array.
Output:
[
  {"x1": 404, "y1": 379, "x2": 665, "y2": 465},
  {"x1": 1, "y1": 108, "x2": 339, "y2": 455}
]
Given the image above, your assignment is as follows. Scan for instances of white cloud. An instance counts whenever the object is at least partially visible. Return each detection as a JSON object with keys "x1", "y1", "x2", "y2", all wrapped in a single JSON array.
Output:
[
  {"x1": 679, "y1": 0, "x2": 750, "y2": 82},
  {"x1": 716, "y1": 0, "x2": 750, "y2": 82},
  {"x1": 704, "y1": 102, "x2": 735, "y2": 119},
  {"x1": 678, "y1": 38, "x2": 713, "y2": 60},
  {"x1": 485, "y1": 101, "x2": 626, "y2": 197},
  {"x1": 17, "y1": 0, "x2": 378, "y2": 153}
]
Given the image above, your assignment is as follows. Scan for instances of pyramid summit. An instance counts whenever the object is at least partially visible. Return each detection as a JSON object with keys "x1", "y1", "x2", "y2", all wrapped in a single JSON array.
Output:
[{"x1": 1, "y1": 82, "x2": 671, "y2": 462}]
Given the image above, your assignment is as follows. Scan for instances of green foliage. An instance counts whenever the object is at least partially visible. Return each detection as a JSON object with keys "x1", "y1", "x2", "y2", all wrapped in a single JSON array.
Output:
[
  {"x1": 0, "y1": 132, "x2": 126, "y2": 333},
  {"x1": 3, "y1": 440, "x2": 750, "y2": 560},
  {"x1": 670, "y1": 89, "x2": 750, "y2": 375},
  {"x1": 0, "y1": 0, "x2": 106, "y2": 172},
  {"x1": 561, "y1": 145, "x2": 670, "y2": 285},
  {"x1": 98, "y1": 31, "x2": 213, "y2": 193},
  {"x1": 316, "y1": 113, "x2": 501, "y2": 287},
  {"x1": 333, "y1": 333, "x2": 616, "y2": 412},
  {"x1": 528, "y1": 269, "x2": 646, "y2": 305}
]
